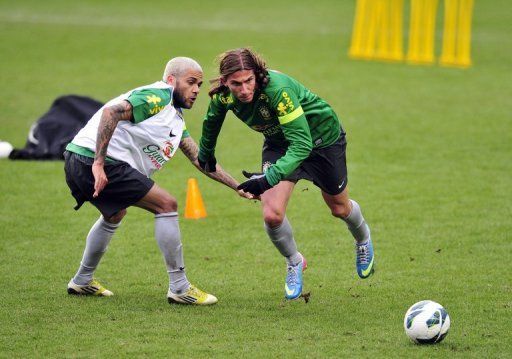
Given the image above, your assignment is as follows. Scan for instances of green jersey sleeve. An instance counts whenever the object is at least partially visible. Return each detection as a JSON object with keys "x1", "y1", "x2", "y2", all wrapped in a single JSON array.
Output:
[
  {"x1": 126, "y1": 88, "x2": 172, "y2": 123},
  {"x1": 198, "y1": 94, "x2": 228, "y2": 160},
  {"x1": 265, "y1": 87, "x2": 313, "y2": 186}
]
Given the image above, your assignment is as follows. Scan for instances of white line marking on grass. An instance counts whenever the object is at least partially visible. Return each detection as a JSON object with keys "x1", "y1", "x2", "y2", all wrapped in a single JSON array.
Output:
[{"x1": 0, "y1": 12, "x2": 342, "y2": 35}]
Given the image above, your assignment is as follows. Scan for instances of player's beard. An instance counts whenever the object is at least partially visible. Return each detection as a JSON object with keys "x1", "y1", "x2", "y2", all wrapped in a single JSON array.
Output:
[{"x1": 172, "y1": 90, "x2": 190, "y2": 109}]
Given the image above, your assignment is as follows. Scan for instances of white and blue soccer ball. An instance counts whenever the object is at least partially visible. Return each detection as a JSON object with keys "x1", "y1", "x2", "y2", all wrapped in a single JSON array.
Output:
[{"x1": 404, "y1": 300, "x2": 450, "y2": 344}]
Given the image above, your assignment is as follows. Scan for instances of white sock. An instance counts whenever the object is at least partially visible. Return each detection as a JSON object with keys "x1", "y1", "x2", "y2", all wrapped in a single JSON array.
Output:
[
  {"x1": 155, "y1": 212, "x2": 190, "y2": 294},
  {"x1": 264, "y1": 216, "x2": 301, "y2": 266},
  {"x1": 342, "y1": 200, "x2": 370, "y2": 244},
  {"x1": 73, "y1": 216, "x2": 120, "y2": 285}
]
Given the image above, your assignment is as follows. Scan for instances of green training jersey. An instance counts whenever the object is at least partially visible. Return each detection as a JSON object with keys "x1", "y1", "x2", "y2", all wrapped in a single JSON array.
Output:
[{"x1": 199, "y1": 70, "x2": 343, "y2": 186}]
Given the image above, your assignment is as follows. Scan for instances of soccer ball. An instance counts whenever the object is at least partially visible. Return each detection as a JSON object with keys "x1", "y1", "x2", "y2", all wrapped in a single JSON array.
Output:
[
  {"x1": 0, "y1": 141, "x2": 13, "y2": 158},
  {"x1": 403, "y1": 300, "x2": 450, "y2": 344}
]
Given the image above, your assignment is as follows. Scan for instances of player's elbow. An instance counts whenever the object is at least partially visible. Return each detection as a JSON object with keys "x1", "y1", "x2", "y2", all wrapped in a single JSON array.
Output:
[{"x1": 102, "y1": 106, "x2": 123, "y2": 123}]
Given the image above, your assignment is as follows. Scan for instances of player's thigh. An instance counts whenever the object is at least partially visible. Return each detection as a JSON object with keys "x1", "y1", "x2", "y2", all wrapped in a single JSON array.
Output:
[
  {"x1": 135, "y1": 183, "x2": 177, "y2": 214},
  {"x1": 90, "y1": 160, "x2": 154, "y2": 217},
  {"x1": 303, "y1": 137, "x2": 348, "y2": 196},
  {"x1": 64, "y1": 151, "x2": 156, "y2": 218},
  {"x1": 261, "y1": 180, "x2": 295, "y2": 225}
]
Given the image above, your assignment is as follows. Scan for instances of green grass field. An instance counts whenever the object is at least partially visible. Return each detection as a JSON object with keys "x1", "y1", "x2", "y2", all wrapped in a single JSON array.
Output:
[{"x1": 1, "y1": 0, "x2": 511, "y2": 357}]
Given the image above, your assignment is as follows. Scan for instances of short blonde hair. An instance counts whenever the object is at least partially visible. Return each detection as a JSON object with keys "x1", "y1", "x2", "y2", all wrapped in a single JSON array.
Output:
[{"x1": 162, "y1": 57, "x2": 202, "y2": 82}]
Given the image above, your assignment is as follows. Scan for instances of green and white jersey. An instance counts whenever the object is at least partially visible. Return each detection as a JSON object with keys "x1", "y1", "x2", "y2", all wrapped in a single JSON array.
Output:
[
  {"x1": 199, "y1": 70, "x2": 342, "y2": 186},
  {"x1": 67, "y1": 81, "x2": 190, "y2": 177}
]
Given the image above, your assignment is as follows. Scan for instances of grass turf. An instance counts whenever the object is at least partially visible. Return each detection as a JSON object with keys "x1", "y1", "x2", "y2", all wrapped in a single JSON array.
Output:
[{"x1": 0, "y1": 0, "x2": 511, "y2": 357}]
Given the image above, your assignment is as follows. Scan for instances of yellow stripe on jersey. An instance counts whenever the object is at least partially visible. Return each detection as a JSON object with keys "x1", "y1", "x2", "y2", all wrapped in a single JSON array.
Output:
[{"x1": 278, "y1": 106, "x2": 304, "y2": 125}]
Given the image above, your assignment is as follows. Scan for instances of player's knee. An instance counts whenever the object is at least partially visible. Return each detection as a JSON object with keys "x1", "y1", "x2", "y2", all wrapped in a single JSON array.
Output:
[
  {"x1": 105, "y1": 209, "x2": 127, "y2": 224},
  {"x1": 263, "y1": 210, "x2": 285, "y2": 228},
  {"x1": 330, "y1": 203, "x2": 351, "y2": 219}
]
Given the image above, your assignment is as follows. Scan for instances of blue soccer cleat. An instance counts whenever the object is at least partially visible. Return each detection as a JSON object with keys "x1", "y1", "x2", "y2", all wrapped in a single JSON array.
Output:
[
  {"x1": 285, "y1": 254, "x2": 307, "y2": 300},
  {"x1": 356, "y1": 238, "x2": 375, "y2": 279}
]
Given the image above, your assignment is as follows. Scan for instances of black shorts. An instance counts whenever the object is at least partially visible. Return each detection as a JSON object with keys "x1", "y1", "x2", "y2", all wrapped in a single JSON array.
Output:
[
  {"x1": 262, "y1": 133, "x2": 348, "y2": 195},
  {"x1": 64, "y1": 151, "x2": 154, "y2": 218}
]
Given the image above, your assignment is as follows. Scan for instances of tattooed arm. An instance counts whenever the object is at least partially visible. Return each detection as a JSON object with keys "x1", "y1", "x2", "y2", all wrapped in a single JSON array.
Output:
[
  {"x1": 92, "y1": 100, "x2": 133, "y2": 198},
  {"x1": 179, "y1": 136, "x2": 254, "y2": 199}
]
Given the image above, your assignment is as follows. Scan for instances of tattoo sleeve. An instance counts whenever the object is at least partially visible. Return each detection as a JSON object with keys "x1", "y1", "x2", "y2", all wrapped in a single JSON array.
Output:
[
  {"x1": 179, "y1": 136, "x2": 239, "y2": 190},
  {"x1": 94, "y1": 100, "x2": 133, "y2": 163},
  {"x1": 179, "y1": 135, "x2": 200, "y2": 162}
]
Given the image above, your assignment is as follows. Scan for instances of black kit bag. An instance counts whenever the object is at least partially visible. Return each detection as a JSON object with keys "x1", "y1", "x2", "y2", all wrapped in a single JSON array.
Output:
[{"x1": 9, "y1": 95, "x2": 103, "y2": 160}]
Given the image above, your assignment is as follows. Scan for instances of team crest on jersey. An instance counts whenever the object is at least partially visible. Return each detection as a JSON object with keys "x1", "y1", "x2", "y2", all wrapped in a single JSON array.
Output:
[
  {"x1": 218, "y1": 94, "x2": 233, "y2": 105},
  {"x1": 162, "y1": 141, "x2": 175, "y2": 159},
  {"x1": 262, "y1": 161, "x2": 272, "y2": 173},
  {"x1": 258, "y1": 105, "x2": 272, "y2": 120}
]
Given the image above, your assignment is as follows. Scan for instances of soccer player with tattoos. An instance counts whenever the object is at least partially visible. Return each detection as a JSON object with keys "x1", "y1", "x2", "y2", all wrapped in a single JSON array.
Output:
[{"x1": 64, "y1": 57, "x2": 251, "y2": 305}]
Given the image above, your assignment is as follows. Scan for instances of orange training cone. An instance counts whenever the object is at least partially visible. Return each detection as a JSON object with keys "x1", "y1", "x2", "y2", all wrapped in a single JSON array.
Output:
[{"x1": 184, "y1": 178, "x2": 207, "y2": 219}]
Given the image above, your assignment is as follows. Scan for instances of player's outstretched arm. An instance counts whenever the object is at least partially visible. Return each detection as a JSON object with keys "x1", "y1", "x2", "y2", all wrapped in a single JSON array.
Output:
[
  {"x1": 92, "y1": 100, "x2": 133, "y2": 198},
  {"x1": 179, "y1": 136, "x2": 254, "y2": 199}
]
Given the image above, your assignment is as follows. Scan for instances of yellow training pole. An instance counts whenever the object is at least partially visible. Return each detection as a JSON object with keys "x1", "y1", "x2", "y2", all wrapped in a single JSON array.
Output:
[
  {"x1": 376, "y1": 0, "x2": 389, "y2": 60},
  {"x1": 440, "y1": 0, "x2": 473, "y2": 68},
  {"x1": 440, "y1": 0, "x2": 458, "y2": 65},
  {"x1": 349, "y1": 0, "x2": 369, "y2": 59},
  {"x1": 362, "y1": 0, "x2": 379, "y2": 59},
  {"x1": 456, "y1": 0, "x2": 474, "y2": 67},
  {"x1": 375, "y1": 0, "x2": 404, "y2": 61},
  {"x1": 407, "y1": 0, "x2": 439, "y2": 65},
  {"x1": 389, "y1": 0, "x2": 404, "y2": 61}
]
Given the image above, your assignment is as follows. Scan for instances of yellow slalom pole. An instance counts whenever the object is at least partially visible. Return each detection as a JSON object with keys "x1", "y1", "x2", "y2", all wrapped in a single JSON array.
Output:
[
  {"x1": 440, "y1": 0, "x2": 458, "y2": 65},
  {"x1": 407, "y1": 0, "x2": 420, "y2": 63},
  {"x1": 376, "y1": 0, "x2": 389, "y2": 60},
  {"x1": 407, "y1": 0, "x2": 438, "y2": 65},
  {"x1": 456, "y1": 0, "x2": 474, "y2": 67},
  {"x1": 375, "y1": 0, "x2": 404, "y2": 62},
  {"x1": 349, "y1": 0, "x2": 369, "y2": 59},
  {"x1": 423, "y1": 0, "x2": 438, "y2": 64},
  {"x1": 362, "y1": 0, "x2": 379, "y2": 59},
  {"x1": 389, "y1": 0, "x2": 404, "y2": 61}
]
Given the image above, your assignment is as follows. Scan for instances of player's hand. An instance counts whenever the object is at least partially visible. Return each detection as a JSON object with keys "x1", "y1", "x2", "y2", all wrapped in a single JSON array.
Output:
[
  {"x1": 237, "y1": 170, "x2": 273, "y2": 196},
  {"x1": 237, "y1": 188, "x2": 260, "y2": 200},
  {"x1": 198, "y1": 154, "x2": 217, "y2": 173},
  {"x1": 92, "y1": 161, "x2": 108, "y2": 198}
]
